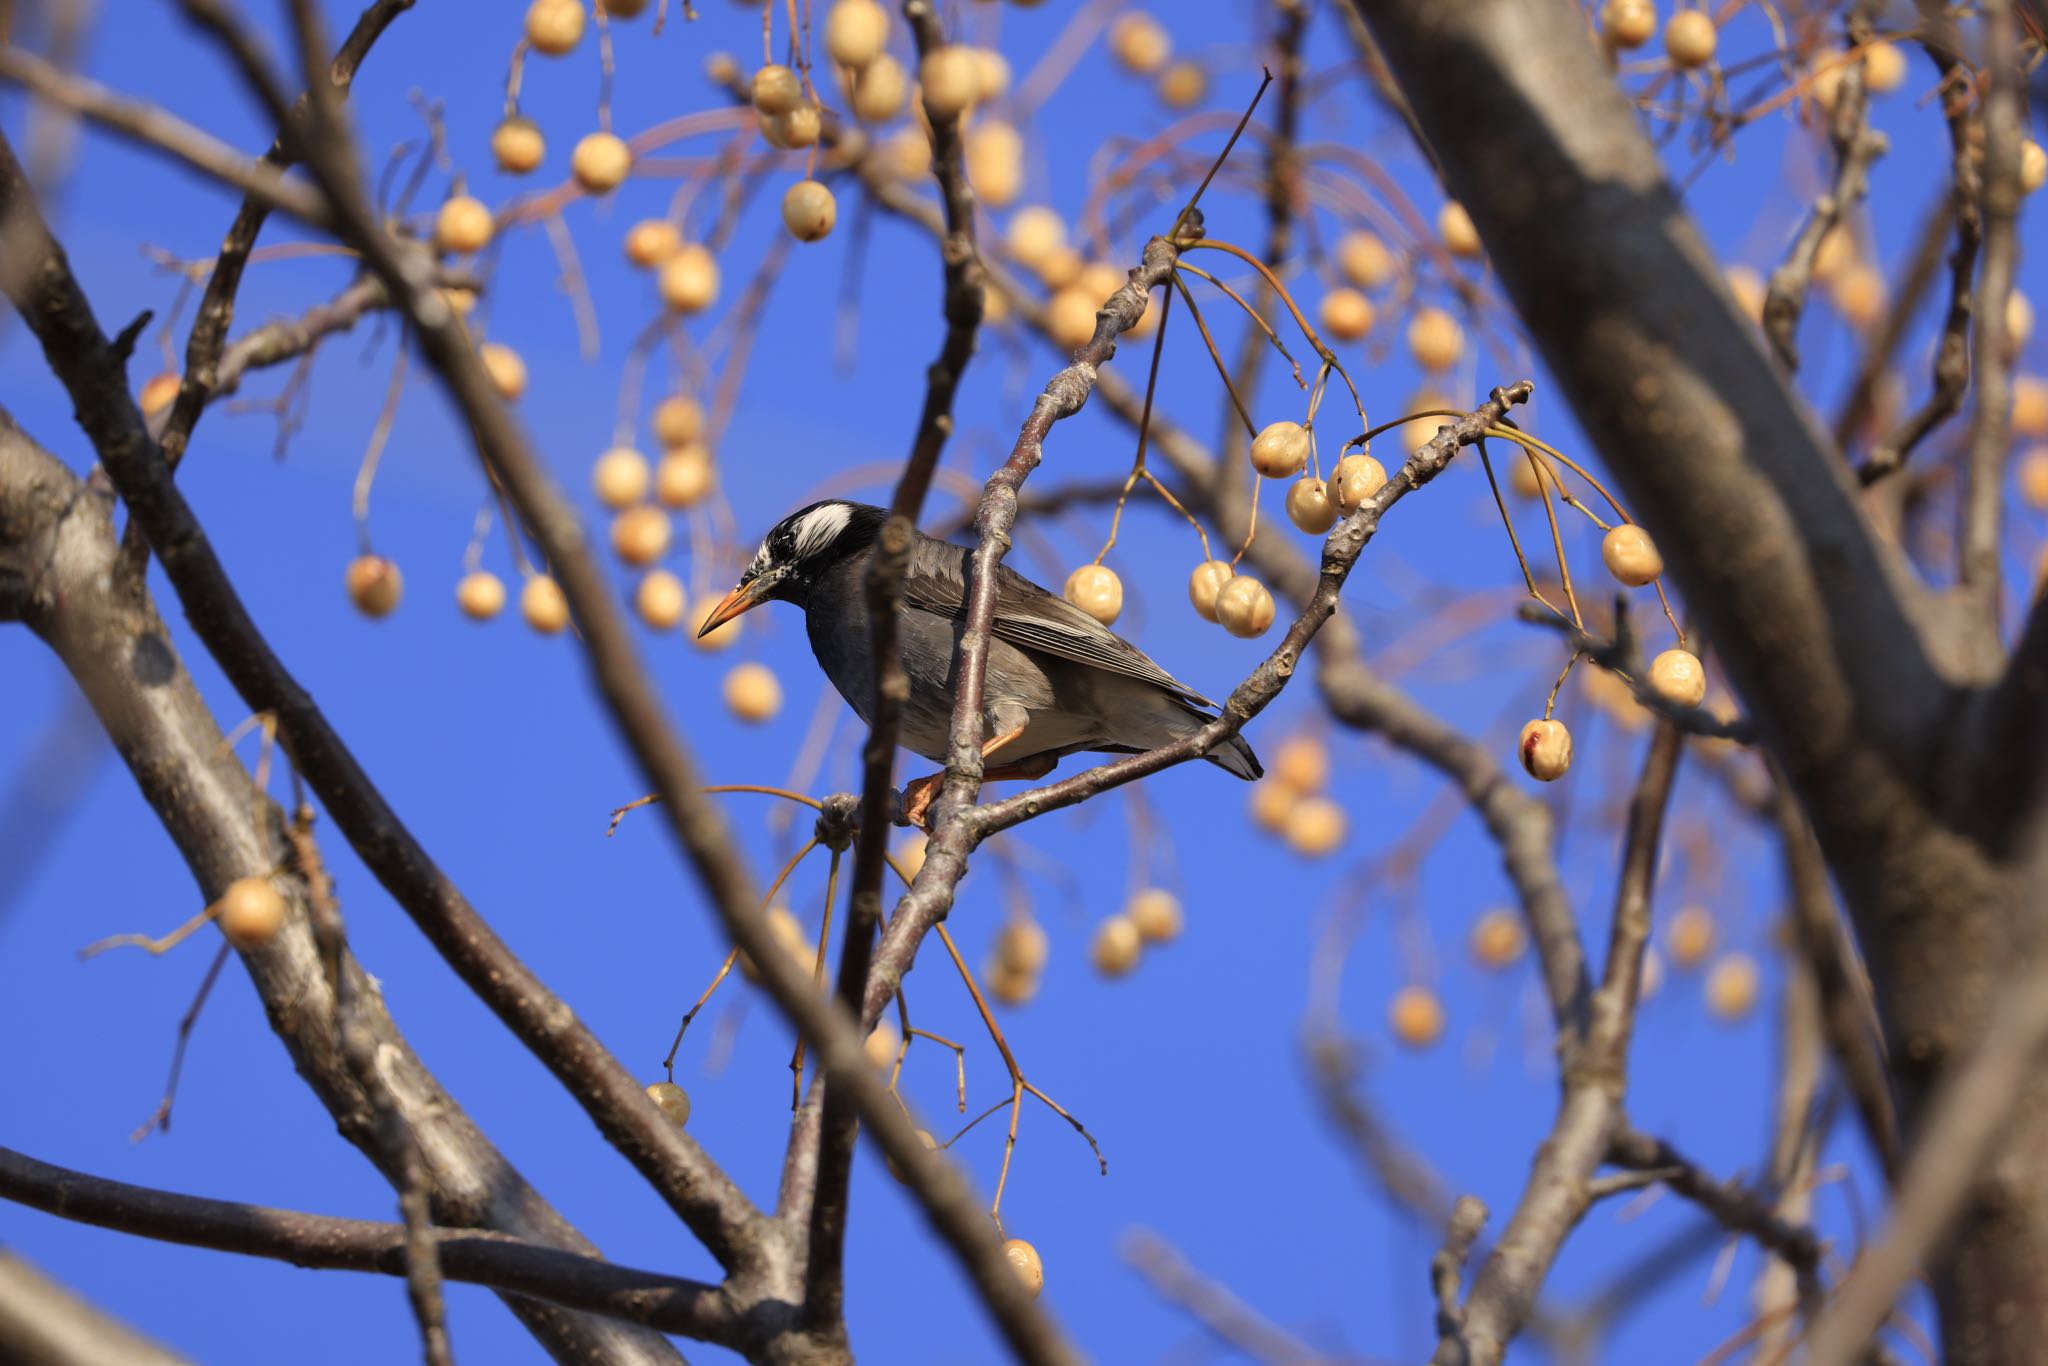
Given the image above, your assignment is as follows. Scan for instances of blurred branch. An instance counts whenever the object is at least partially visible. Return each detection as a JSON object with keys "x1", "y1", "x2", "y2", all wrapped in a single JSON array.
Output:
[
  {"x1": 0, "y1": 1248, "x2": 190, "y2": 1366},
  {"x1": 1122, "y1": 1228, "x2": 1353, "y2": 1366}
]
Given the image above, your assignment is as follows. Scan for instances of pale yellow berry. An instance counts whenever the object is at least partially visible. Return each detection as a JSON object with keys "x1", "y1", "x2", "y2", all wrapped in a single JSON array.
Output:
[
  {"x1": 1047, "y1": 286, "x2": 1098, "y2": 350},
  {"x1": 1518, "y1": 718, "x2": 1572, "y2": 781},
  {"x1": 593, "y1": 445, "x2": 651, "y2": 508},
  {"x1": 1831, "y1": 263, "x2": 1886, "y2": 329},
  {"x1": 1812, "y1": 226, "x2": 1852, "y2": 284},
  {"x1": 895, "y1": 832, "x2": 927, "y2": 880},
  {"x1": 782, "y1": 179, "x2": 838, "y2": 242},
  {"x1": 1402, "y1": 391, "x2": 1453, "y2": 456},
  {"x1": 1272, "y1": 735, "x2": 1328, "y2": 793},
  {"x1": 1036, "y1": 245, "x2": 1083, "y2": 290},
  {"x1": 2010, "y1": 292, "x2": 2036, "y2": 348},
  {"x1": 522, "y1": 575, "x2": 570, "y2": 634},
  {"x1": 740, "y1": 906, "x2": 812, "y2": 983},
  {"x1": 346, "y1": 555, "x2": 402, "y2": 618},
  {"x1": 479, "y1": 342, "x2": 527, "y2": 400},
  {"x1": 1284, "y1": 796, "x2": 1346, "y2": 858},
  {"x1": 1109, "y1": 13, "x2": 1171, "y2": 74},
  {"x1": 987, "y1": 961, "x2": 1038, "y2": 1005},
  {"x1": 653, "y1": 394, "x2": 706, "y2": 447},
  {"x1": 456, "y1": 570, "x2": 507, "y2": 621},
  {"x1": 1640, "y1": 946, "x2": 1667, "y2": 999},
  {"x1": 1601, "y1": 524, "x2": 1663, "y2": 586},
  {"x1": 1470, "y1": 908, "x2": 1526, "y2": 969},
  {"x1": 692, "y1": 594, "x2": 742, "y2": 650},
  {"x1": 864, "y1": 1019, "x2": 901, "y2": 1069},
  {"x1": 751, "y1": 63, "x2": 803, "y2": 116},
  {"x1": 1006, "y1": 206, "x2": 1066, "y2": 270},
  {"x1": 1157, "y1": 59, "x2": 1207, "y2": 109},
  {"x1": 434, "y1": 195, "x2": 494, "y2": 254},
  {"x1": 636, "y1": 569, "x2": 687, "y2": 629},
  {"x1": 920, "y1": 46, "x2": 979, "y2": 119},
  {"x1": 2017, "y1": 448, "x2": 2048, "y2": 511},
  {"x1": 1725, "y1": 264, "x2": 1766, "y2": 321},
  {"x1": 492, "y1": 116, "x2": 546, "y2": 174},
  {"x1": 764, "y1": 101, "x2": 822, "y2": 150},
  {"x1": 1173, "y1": 564, "x2": 1230, "y2": 628},
  {"x1": 1250, "y1": 420, "x2": 1310, "y2": 479},
  {"x1": 724, "y1": 662, "x2": 782, "y2": 722},
  {"x1": 1862, "y1": 40, "x2": 1907, "y2": 94},
  {"x1": 1332, "y1": 453, "x2": 1387, "y2": 512},
  {"x1": 998, "y1": 919, "x2": 1049, "y2": 975},
  {"x1": 1250, "y1": 780, "x2": 1297, "y2": 834},
  {"x1": 624, "y1": 218, "x2": 681, "y2": 268},
  {"x1": 1663, "y1": 10, "x2": 1716, "y2": 67},
  {"x1": 1509, "y1": 453, "x2": 1546, "y2": 499},
  {"x1": 1438, "y1": 201, "x2": 1481, "y2": 258},
  {"x1": 1602, "y1": 0, "x2": 1657, "y2": 49},
  {"x1": 571, "y1": 131, "x2": 631, "y2": 192},
  {"x1": 2016, "y1": 376, "x2": 2048, "y2": 437},
  {"x1": 526, "y1": 0, "x2": 586, "y2": 55},
  {"x1": 1388, "y1": 984, "x2": 1445, "y2": 1049},
  {"x1": 1705, "y1": 952, "x2": 1759, "y2": 1021},
  {"x1": 1214, "y1": 575, "x2": 1275, "y2": 639},
  {"x1": 851, "y1": 55, "x2": 908, "y2": 121},
  {"x1": 645, "y1": 1080, "x2": 691, "y2": 1125},
  {"x1": 1667, "y1": 904, "x2": 1716, "y2": 968},
  {"x1": 887, "y1": 1128, "x2": 939, "y2": 1182},
  {"x1": 139, "y1": 371, "x2": 181, "y2": 416},
  {"x1": 1127, "y1": 888, "x2": 1183, "y2": 943},
  {"x1": 1319, "y1": 288, "x2": 1375, "y2": 342},
  {"x1": 218, "y1": 877, "x2": 286, "y2": 949},
  {"x1": 971, "y1": 47, "x2": 1012, "y2": 104},
  {"x1": 1092, "y1": 915, "x2": 1142, "y2": 976},
  {"x1": 2021, "y1": 140, "x2": 2047, "y2": 196},
  {"x1": 825, "y1": 0, "x2": 889, "y2": 68},
  {"x1": 660, "y1": 243, "x2": 721, "y2": 313},
  {"x1": 1063, "y1": 564, "x2": 1122, "y2": 626},
  {"x1": 1336, "y1": 230, "x2": 1394, "y2": 289},
  {"x1": 1407, "y1": 307, "x2": 1463, "y2": 371},
  {"x1": 656, "y1": 446, "x2": 716, "y2": 508},
  {"x1": 1647, "y1": 648, "x2": 1707, "y2": 708},
  {"x1": 966, "y1": 121, "x2": 1023, "y2": 207},
  {"x1": 1002, "y1": 1239, "x2": 1044, "y2": 1298},
  {"x1": 612, "y1": 506, "x2": 672, "y2": 566},
  {"x1": 1286, "y1": 477, "x2": 1339, "y2": 535}
]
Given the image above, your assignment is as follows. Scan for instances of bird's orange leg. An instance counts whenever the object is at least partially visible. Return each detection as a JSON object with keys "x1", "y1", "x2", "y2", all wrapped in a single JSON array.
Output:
[{"x1": 900, "y1": 725, "x2": 1051, "y2": 830}]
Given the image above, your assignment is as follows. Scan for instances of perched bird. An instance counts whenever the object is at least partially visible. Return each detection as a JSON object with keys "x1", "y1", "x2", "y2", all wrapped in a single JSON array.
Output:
[{"x1": 699, "y1": 500, "x2": 1262, "y2": 823}]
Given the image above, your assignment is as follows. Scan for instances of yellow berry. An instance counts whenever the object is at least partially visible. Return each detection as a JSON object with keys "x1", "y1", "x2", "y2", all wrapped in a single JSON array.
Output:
[
  {"x1": 1407, "y1": 307, "x2": 1463, "y2": 371},
  {"x1": 1047, "y1": 286, "x2": 1098, "y2": 350},
  {"x1": 1336, "y1": 230, "x2": 1394, "y2": 289},
  {"x1": 970, "y1": 48, "x2": 1011, "y2": 103},
  {"x1": 1214, "y1": 575, "x2": 1276, "y2": 639},
  {"x1": 522, "y1": 575, "x2": 570, "y2": 634},
  {"x1": 456, "y1": 570, "x2": 507, "y2": 621},
  {"x1": 1249, "y1": 780, "x2": 1297, "y2": 834},
  {"x1": 1388, "y1": 984, "x2": 1445, "y2": 1049},
  {"x1": 864, "y1": 1019, "x2": 901, "y2": 1069},
  {"x1": 1647, "y1": 648, "x2": 1707, "y2": 708},
  {"x1": 1002, "y1": 1239, "x2": 1044, "y2": 1298},
  {"x1": 593, "y1": 445, "x2": 651, "y2": 508},
  {"x1": 1272, "y1": 735, "x2": 1328, "y2": 793},
  {"x1": 987, "y1": 961, "x2": 1038, "y2": 1005},
  {"x1": 1663, "y1": 10, "x2": 1716, "y2": 67},
  {"x1": 479, "y1": 342, "x2": 527, "y2": 400},
  {"x1": 1437, "y1": 201, "x2": 1481, "y2": 258},
  {"x1": 1831, "y1": 263, "x2": 1886, "y2": 329},
  {"x1": 624, "y1": 218, "x2": 681, "y2": 268},
  {"x1": 1005, "y1": 206, "x2": 1066, "y2": 270},
  {"x1": 723, "y1": 663, "x2": 782, "y2": 722},
  {"x1": 346, "y1": 555, "x2": 402, "y2": 618},
  {"x1": 218, "y1": 876, "x2": 286, "y2": 949},
  {"x1": 751, "y1": 63, "x2": 803, "y2": 116},
  {"x1": 1127, "y1": 888, "x2": 1182, "y2": 943},
  {"x1": 1601, "y1": 524, "x2": 1663, "y2": 586},
  {"x1": 1667, "y1": 904, "x2": 1716, "y2": 968},
  {"x1": 2021, "y1": 140, "x2": 2046, "y2": 196},
  {"x1": 1518, "y1": 718, "x2": 1572, "y2": 781},
  {"x1": 998, "y1": 918, "x2": 1049, "y2": 975},
  {"x1": 611, "y1": 506, "x2": 671, "y2": 566},
  {"x1": 1157, "y1": 59, "x2": 1206, "y2": 109},
  {"x1": 1250, "y1": 420, "x2": 1310, "y2": 478},
  {"x1": 653, "y1": 394, "x2": 706, "y2": 447},
  {"x1": 1286, "y1": 476, "x2": 1339, "y2": 534},
  {"x1": 655, "y1": 445, "x2": 716, "y2": 508},
  {"x1": 1091, "y1": 916, "x2": 1142, "y2": 976},
  {"x1": 1109, "y1": 13, "x2": 1170, "y2": 73},
  {"x1": 1602, "y1": 0, "x2": 1657, "y2": 49},
  {"x1": 1063, "y1": 564, "x2": 1122, "y2": 626},
  {"x1": 1862, "y1": 40, "x2": 1907, "y2": 94},
  {"x1": 894, "y1": 832, "x2": 928, "y2": 881},
  {"x1": 920, "y1": 46, "x2": 979, "y2": 119},
  {"x1": 764, "y1": 101, "x2": 823, "y2": 150},
  {"x1": 781, "y1": 179, "x2": 838, "y2": 242},
  {"x1": 1470, "y1": 908, "x2": 1526, "y2": 969},
  {"x1": 825, "y1": 0, "x2": 889, "y2": 67},
  {"x1": 636, "y1": 569, "x2": 687, "y2": 629},
  {"x1": 1332, "y1": 453, "x2": 1387, "y2": 512},
  {"x1": 525, "y1": 0, "x2": 586, "y2": 55},
  {"x1": 1284, "y1": 796, "x2": 1346, "y2": 858},
  {"x1": 434, "y1": 195, "x2": 494, "y2": 254},
  {"x1": 571, "y1": 131, "x2": 631, "y2": 193},
  {"x1": 138, "y1": 371, "x2": 181, "y2": 416},
  {"x1": 492, "y1": 116, "x2": 546, "y2": 174},
  {"x1": 851, "y1": 54, "x2": 908, "y2": 121},
  {"x1": 966, "y1": 121, "x2": 1023, "y2": 207},
  {"x1": 2017, "y1": 448, "x2": 2048, "y2": 511},
  {"x1": 1812, "y1": 226, "x2": 1852, "y2": 283},
  {"x1": 2015, "y1": 376, "x2": 2048, "y2": 437},
  {"x1": 1188, "y1": 560, "x2": 1232, "y2": 622},
  {"x1": 645, "y1": 1080, "x2": 691, "y2": 1125},
  {"x1": 1705, "y1": 952, "x2": 1759, "y2": 1021},
  {"x1": 2010, "y1": 292, "x2": 2036, "y2": 348},
  {"x1": 1319, "y1": 288, "x2": 1375, "y2": 342},
  {"x1": 660, "y1": 243, "x2": 721, "y2": 313}
]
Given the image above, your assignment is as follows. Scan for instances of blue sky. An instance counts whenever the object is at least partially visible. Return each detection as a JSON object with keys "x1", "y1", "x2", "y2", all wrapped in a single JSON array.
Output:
[{"x1": 2, "y1": 1, "x2": 2031, "y2": 1361}]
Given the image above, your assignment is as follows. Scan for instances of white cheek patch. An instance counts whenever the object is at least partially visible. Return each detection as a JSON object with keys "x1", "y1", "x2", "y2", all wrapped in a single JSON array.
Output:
[{"x1": 790, "y1": 502, "x2": 853, "y2": 559}]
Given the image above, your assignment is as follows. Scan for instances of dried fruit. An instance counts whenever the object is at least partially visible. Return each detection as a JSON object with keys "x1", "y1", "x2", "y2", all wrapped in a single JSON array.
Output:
[
  {"x1": 611, "y1": 506, "x2": 671, "y2": 566},
  {"x1": 492, "y1": 116, "x2": 546, "y2": 173},
  {"x1": 522, "y1": 575, "x2": 570, "y2": 633},
  {"x1": 751, "y1": 63, "x2": 803, "y2": 116},
  {"x1": 138, "y1": 371, "x2": 181, "y2": 416},
  {"x1": 218, "y1": 877, "x2": 286, "y2": 949},
  {"x1": 1667, "y1": 904, "x2": 1715, "y2": 968},
  {"x1": 1157, "y1": 60, "x2": 1206, "y2": 109},
  {"x1": 1109, "y1": 12, "x2": 1170, "y2": 73},
  {"x1": 346, "y1": 555, "x2": 402, "y2": 618},
  {"x1": 1063, "y1": 564, "x2": 1122, "y2": 626},
  {"x1": 1600, "y1": 524, "x2": 1663, "y2": 586},
  {"x1": 1518, "y1": 718, "x2": 1572, "y2": 781},
  {"x1": 1388, "y1": 984, "x2": 1445, "y2": 1049},
  {"x1": 1318, "y1": 288, "x2": 1375, "y2": 342},
  {"x1": 1046, "y1": 286, "x2": 1098, "y2": 350},
  {"x1": 998, "y1": 919, "x2": 1049, "y2": 975},
  {"x1": 2016, "y1": 376, "x2": 2048, "y2": 437},
  {"x1": 1272, "y1": 735, "x2": 1329, "y2": 793},
  {"x1": 1127, "y1": 888, "x2": 1182, "y2": 943},
  {"x1": 1470, "y1": 908, "x2": 1526, "y2": 968},
  {"x1": 1663, "y1": 9, "x2": 1716, "y2": 67},
  {"x1": 1250, "y1": 421, "x2": 1310, "y2": 478},
  {"x1": 1002, "y1": 1239, "x2": 1044, "y2": 1298},
  {"x1": 1336, "y1": 230, "x2": 1394, "y2": 289},
  {"x1": 864, "y1": 1019, "x2": 901, "y2": 1069},
  {"x1": 456, "y1": 570, "x2": 507, "y2": 621},
  {"x1": 1284, "y1": 796, "x2": 1346, "y2": 857},
  {"x1": 2022, "y1": 140, "x2": 2047, "y2": 196},
  {"x1": 1006, "y1": 206, "x2": 1066, "y2": 270},
  {"x1": 1647, "y1": 648, "x2": 1706, "y2": 708},
  {"x1": 525, "y1": 0, "x2": 586, "y2": 55},
  {"x1": 1332, "y1": 453, "x2": 1387, "y2": 512},
  {"x1": 850, "y1": 54, "x2": 908, "y2": 121},
  {"x1": 653, "y1": 394, "x2": 705, "y2": 447},
  {"x1": 660, "y1": 243, "x2": 721, "y2": 314},
  {"x1": 571, "y1": 131, "x2": 631, "y2": 192},
  {"x1": 636, "y1": 569, "x2": 687, "y2": 629},
  {"x1": 966, "y1": 121, "x2": 1023, "y2": 207},
  {"x1": 645, "y1": 1080, "x2": 691, "y2": 1125},
  {"x1": 479, "y1": 343, "x2": 527, "y2": 400},
  {"x1": 1249, "y1": 780, "x2": 1297, "y2": 834},
  {"x1": 1286, "y1": 476, "x2": 1339, "y2": 535},
  {"x1": 2017, "y1": 447, "x2": 2048, "y2": 511},
  {"x1": 781, "y1": 179, "x2": 838, "y2": 242},
  {"x1": 1188, "y1": 560, "x2": 1233, "y2": 622},
  {"x1": 624, "y1": 218, "x2": 681, "y2": 267},
  {"x1": 1831, "y1": 263, "x2": 1885, "y2": 329},
  {"x1": 1602, "y1": 0, "x2": 1657, "y2": 49},
  {"x1": 724, "y1": 662, "x2": 782, "y2": 722},
  {"x1": 434, "y1": 195, "x2": 494, "y2": 254},
  {"x1": 1862, "y1": 40, "x2": 1906, "y2": 94},
  {"x1": 1214, "y1": 575, "x2": 1275, "y2": 638},
  {"x1": 895, "y1": 833, "x2": 927, "y2": 880},
  {"x1": 656, "y1": 446, "x2": 715, "y2": 508},
  {"x1": 987, "y1": 961, "x2": 1038, "y2": 1006},
  {"x1": 971, "y1": 47, "x2": 1011, "y2": 102},
  {"x1": 593, "y1": 445, "x2": 651, "y2": 508},
  {"x1": 1091, "y1": 915, "x2": 1142, "y2": 976},
  {"x1": 765, "y1": 101, "x2": 822, "y2": 149},
  {"x1": 1407, "y1": 307, "x2": 1463, "y2": 371}
]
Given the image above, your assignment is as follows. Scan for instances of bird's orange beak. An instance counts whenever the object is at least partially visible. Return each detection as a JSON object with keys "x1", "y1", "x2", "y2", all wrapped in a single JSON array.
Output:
[{"x1": 696, "y1": 579, "x2": 768, "y2": 638}]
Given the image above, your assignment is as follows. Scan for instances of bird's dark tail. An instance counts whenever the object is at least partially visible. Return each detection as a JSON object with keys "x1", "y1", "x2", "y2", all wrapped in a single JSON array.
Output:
[{"x1": 1204, "y1": 732, "x2": 1263, "y2": 781}]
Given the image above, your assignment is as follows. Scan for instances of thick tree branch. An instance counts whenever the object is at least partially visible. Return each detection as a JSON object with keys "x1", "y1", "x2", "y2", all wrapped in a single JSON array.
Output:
[{"x1": 0, "y1": 1249, "x2": 190, "y2": 1366}]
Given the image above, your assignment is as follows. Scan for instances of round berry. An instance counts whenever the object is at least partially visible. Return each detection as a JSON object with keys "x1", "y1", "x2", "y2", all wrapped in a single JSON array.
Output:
[
  {"x1": 522, "y1": 575, "x2": 570, "y2": 634},
  {"x1": 920, "y1": 46, "x2": 979, "y2": 119},
  {"x1": 781, "y1": 179, "x2": 838, "y2": 242},
  {"x1": 1006, "y1": 206, "x2": 1066, "y2": 270},
  {"x1": 1601, "y1": 524, "x2": 1663, "y2": 586},
  {"x1": 1286, "y1": 476, "x2": 1339, "y2": 534},
  {"x1": 1091, "y1": 915, "x2": 1142, "y2": 976},
  {"x1": 2015, "y1": 376, "x2": 2048, "y2": 437},
  {"x1": 1063, "y1": 564, "x2": 1122, "y2": 625},
  {"x1": 865, "y1": 1019, "x2": 901, "y2": 1069},
  {"x1": 479, "y1": 342, "x2": 527, "y2": 400},
  {"x1": 1108, "y1": 13, "x2": 1170, "y2": 73},
  {"x1": 1002, "y1": 1239, "x2": 1044, "y2": 1298},
  {"x1": 1388, "y1": 984, "x2": 1445, "y2": 1049},
  {"x1": 851, "y1": 54, "x2": 908, "y2": 121},
  {"x1": 653, "y1": 394, "x2": 705, "y2": 447},
  {"x1": 434, "y1": 195, "x2": 494, "y2": 254},
  {"x1": 1647, "y1": 648, "x2": 1706, "y2": 708},
  {"x1": 656, "y1": 446, "x2": 715, "y2": 508},
  {"x1": 218, "y1": 876, "x2": 286, "y2": 949},
  {"x1": 1318, "y1": 287, "x2": 1374, "y2": 342},
  {"x1": 138, "y1": 371, "x2": 181, "y2": 416},
  {"x1": 346, "y1": 555, "x2": 402, "y2": 618},
  {"x1": 593, "y1": 445, "x2": 651, "y2": 508},
  {"x1": 1157, "y1": 59, "x2": 1207, "y2": 109},
  {"x1": 987, "y1": 961, "x2": 1038, "y2": 1006},
  {"x1": 1284, "y1": 796, "x2": 1346, "y2": 857},
  {"x1": 1214, "y1": 575, "x2": 1275, "y2": 638},
  {"x1": 1127, "y1": 888, "x2": 1183, "y2": 943},
  {"x1": 1602, "y1": 0, "x2": 1657, "y2": 49},
  {"x1": 1438, "y1": 201, "x2": 1481, "y2": 258},
  {"x1": 1725, "y1": 264, "x2": 1766, "y2": 320},
  {"x1": 1831, "y1": 263, "x2": 1885, "y2": 328},
  {"x1": 1250, "y1": 420, "x2": 1310, "y2": 478},
  {"x1": 636, "y1": 569, "x2": 687, "y2": 629},
  {"x1": 970, "y1": 47, "x2": 1011, "y2": 103},
  {"x1": 456, "y1": 570, "x2": 507, "y2": 621},
  {"x1": 966, "y1": 121, "x2": 1023, "y2": 207},
  {"x1": 2017, "y1": 447, "x2": 2048, "y2": 511},
  {"x1": 1705, "y1": 952, "x2": 1759, "y2": 1021},
  {"x1": 2021, "y1": 140, "x2": 2046, "y2": 196},
  {"x1": 825, "y1": 0, "x2": 889, "y2": 67},
  {"x1": 492, "y1": 116, "x2": 546, "y2": 174},
  {"x1": 1336, "y1": 230, "x2": 1394, "y2": 289},
  {"x1": 1518, "y1": 718, "x2": 1572, "y2": 781},
  {"x1": 1047, "y1": 286, "x2": 1098, "y2": 350},
  {"x1": 751, "y1": 63, "x2": 803, "y2": 116},
  {"x1": 1188, "y1": 560, "x2": 1233, "y2": 622},
  {"x1": 1407, "y1": 307, "x2": 1463, "y2": 371},
  {"x1": 571, "y1": 131, "x2": 631, "y2": 193},
  {"x1": 1663, "y1": 10, "x2": 1716, "y2": 67},
  {"x1": 765, "y1": 101, "x2": 822, "y2": 150},
  {"x1": 724, "y1": 662, "x2": 783, "y2": 722},
  {"x1": 1470, "y1": 908, "x2": 1526, "y2": 969},
  {"x1": 1862, "y1": 40, "x2": 1907, "y2": 94},
  {"x1": 1667, "y1": 904, "x2": 1715, "y2": 968},
  {"x1": 645, "y1": 1080, "x2": 691, "y2": 1125},
  {"x1": 525, "y1": 0, "x2": 585, "y2": 55},
  {"x1": 1273, "y1": 735, "x2": 1329, "y2": 792},
  {"x1": 998, "y1": 918, "x2": 1049, "y2": 975},
  {"x1": 660, "y1": 243, "x2": 721, "y2": 313},
  {"x1": 1332, "y1": 453, "x2": 1387, "y2": 512},
  {"x1": 611, "y1": 506, "x2": 672, "y2": 566},
  {"x1": 1250, "y1": 780, "x2": 1297, "y2": 834},
  {"x1": 624, "y1": 218, "x2": 680, "y2": 267}
]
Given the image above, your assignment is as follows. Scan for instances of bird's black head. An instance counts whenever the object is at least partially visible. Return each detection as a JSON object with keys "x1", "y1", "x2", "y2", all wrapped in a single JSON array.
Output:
[{"x1": 697, "y1": 500, "x2": 886, "y2": 636}]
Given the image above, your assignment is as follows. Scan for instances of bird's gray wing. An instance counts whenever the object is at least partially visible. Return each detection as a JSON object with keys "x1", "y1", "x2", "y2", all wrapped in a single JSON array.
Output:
[{"x1": 901, "y1": 539, "x2": 1220, "y2": 711}]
